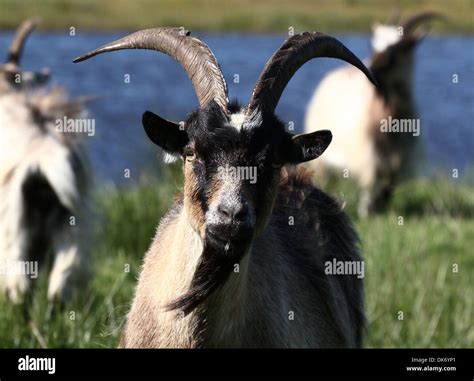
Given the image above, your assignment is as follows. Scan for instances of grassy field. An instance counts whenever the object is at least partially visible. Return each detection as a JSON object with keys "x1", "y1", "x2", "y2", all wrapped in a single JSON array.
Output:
[
  {"x1": 0, "y1": 0, "x2": 472, "y2": 33},
  {"x1": 0, "y1": 165, "x2": 473, "y2": 348}
]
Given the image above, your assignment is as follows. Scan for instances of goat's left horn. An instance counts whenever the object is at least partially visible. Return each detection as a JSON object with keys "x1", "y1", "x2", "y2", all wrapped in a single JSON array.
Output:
[
  {"x1": 402, "y1": 12, "x2": 443, "y2": 35},
  {"x1": 247, "y1": 32, "x2": 378, "y2": 116},
  {"x1": 6, "y1": 18, "x2": 40, "y2": 66}
]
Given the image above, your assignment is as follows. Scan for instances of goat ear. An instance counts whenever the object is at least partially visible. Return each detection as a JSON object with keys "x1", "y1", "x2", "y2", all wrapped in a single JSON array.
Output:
[
  {"x1": 281, "y1": 130, "x2": 332, "y2": 164},
  {"x1": 142, "y1": 111, "x2": 188, "y2": 154}
]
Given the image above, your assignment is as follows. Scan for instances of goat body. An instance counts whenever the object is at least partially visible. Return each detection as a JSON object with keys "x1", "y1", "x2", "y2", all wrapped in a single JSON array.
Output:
[{"x1": 121, "y1": 165, "x2": 364, "y2": 348}]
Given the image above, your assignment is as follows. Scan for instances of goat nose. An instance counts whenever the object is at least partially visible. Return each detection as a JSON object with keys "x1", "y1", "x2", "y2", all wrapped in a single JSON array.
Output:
[{"x1": 217, "y1": 202, "x2": 248, "y2": 223}]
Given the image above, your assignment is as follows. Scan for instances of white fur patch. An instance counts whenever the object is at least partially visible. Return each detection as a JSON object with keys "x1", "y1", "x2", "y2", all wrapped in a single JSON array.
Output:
[
  {"x1": 227, "y1": 109, "x2": 262, "y2": 131},
  {"x1": 228, "y1": 112, "x2": 247, "y2": 131},
  {"x1": 157, "y1": 148, "x2": 180, "y2": 164},
  {"x1": 371, "y1": 24, "x2": 402, "y2": 53}
]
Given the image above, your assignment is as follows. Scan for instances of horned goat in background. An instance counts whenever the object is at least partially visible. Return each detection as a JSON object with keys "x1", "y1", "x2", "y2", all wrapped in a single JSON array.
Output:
[
  {"x1": 0, "y1": 19, "x2": 91, "y2": 304},
  {"x1": 304, "y1": 12, "x2": 441, "y2": 216},
  {"x1": 0, "y1": 18, "x2": 50, "y2": 92},
  {"x1": 75, "y1": 28, "x2": 376, "y2": 348}
]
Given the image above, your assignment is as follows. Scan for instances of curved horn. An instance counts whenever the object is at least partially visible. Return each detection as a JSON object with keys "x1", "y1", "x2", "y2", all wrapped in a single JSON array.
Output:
[
  {"x1": 247, "y1": 32, "x2": 377, "y2": 116},
  {"x1": 6, "y1": 18, "x2": 40, "y2": 66},
  {"x1": 74, "y1": 28, "x2": 228, "y2": 111},
  {"x1": 402, "y1": 12, "x2": 443, "y2": 35}
]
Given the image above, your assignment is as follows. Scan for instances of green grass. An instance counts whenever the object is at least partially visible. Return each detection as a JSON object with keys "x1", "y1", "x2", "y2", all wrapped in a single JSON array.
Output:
[
  {"x1": 322, "y1": 172, "x2": 474, "y2": 218},
  {"x1": 0, "y1": 166, "x2": 473, "y2": 347},
  {"x1": 0, "y1": 0, "x2": 472, "y2": 33},
  {"x1": 362, "y1": 214, "x2": 474, "y2": 347}
]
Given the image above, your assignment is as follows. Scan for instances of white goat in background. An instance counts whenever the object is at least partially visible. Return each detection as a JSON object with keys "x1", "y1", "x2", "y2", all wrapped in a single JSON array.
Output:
[
  {"x1": 304, "y1": 12, "x2": 441, "y2": 216},
  {"x1": 0, "y1": 19, "x2": 91, "y2": 304}
]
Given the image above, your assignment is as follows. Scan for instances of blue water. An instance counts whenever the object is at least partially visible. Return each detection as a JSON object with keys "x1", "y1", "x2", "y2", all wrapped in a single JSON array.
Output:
[{"x1": 1, "y1": 32, "x2": 473, "y2": 185}]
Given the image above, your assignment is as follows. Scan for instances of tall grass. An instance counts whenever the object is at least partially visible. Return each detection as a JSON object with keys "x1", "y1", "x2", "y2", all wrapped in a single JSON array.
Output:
[{"x1": 0, "y1": 166, "x2": 472, "y2": 347}]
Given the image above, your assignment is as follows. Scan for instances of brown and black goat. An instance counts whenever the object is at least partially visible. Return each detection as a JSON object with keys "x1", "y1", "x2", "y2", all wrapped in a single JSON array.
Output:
[{"x1": 75, "y1": 27, "x2": 376, "y2": 347}]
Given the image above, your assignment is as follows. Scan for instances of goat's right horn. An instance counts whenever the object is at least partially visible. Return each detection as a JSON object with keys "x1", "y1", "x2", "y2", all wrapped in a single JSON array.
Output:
[
  {"x1": 73, "y1": 28, "x2": 229, "y2": 112},
  {"x1": 6, "y1": 18, "x2": 40, "y2": 66},
  {"x1": 402, "y1": 12, "x2": 443, "y2": 35}
]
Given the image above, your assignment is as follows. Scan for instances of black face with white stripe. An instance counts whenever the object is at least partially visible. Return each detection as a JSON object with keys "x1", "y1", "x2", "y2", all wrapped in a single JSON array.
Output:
[
  {"x1": 143, "y1": 100, "x2": 332, "y2": 255},
  {"x1": 181, "y1": 102, "x2": 284, "y2": 255}
]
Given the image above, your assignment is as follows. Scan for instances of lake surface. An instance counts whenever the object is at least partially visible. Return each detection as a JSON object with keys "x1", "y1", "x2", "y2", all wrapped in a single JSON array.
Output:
[{"x1": 1, "y1": 32, "x2": 473, "y2": 185}]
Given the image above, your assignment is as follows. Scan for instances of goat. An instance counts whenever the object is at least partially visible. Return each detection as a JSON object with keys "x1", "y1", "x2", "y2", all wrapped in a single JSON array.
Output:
[
  {"x1": 304, "y1": 12, "x2": 441, "y2": 216},
  {"x1": 0, "y1": 18, "x2": 50, "y2": 92},
  {"x1": 75, "y1": 28, "x2": 376, "y2": 348},
  {"x1": 0, "y1": 19, "x2": 91, "y2": 305}
]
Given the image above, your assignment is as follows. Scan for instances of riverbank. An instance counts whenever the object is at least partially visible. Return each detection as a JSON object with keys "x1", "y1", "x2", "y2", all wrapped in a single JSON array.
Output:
[{"x1": 0, "y1": 0, "x2": 472, "y2": 34}]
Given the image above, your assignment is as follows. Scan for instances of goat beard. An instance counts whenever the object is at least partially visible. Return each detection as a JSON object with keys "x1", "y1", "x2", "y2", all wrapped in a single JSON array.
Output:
[{"x1": 165, "y1": 238, "x2": 250, "y2": 316}]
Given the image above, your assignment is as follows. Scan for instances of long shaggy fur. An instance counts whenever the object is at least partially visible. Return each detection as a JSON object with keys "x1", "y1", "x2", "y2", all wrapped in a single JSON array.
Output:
[{"x1": 0, "y1": 85, "x2": 91, "y2": 304}]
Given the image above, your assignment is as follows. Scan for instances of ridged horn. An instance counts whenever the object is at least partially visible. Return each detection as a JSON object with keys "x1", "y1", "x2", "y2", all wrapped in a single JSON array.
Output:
[
  {"x1": 73, "y1": 27, "x2": 228, "y2": 111},
  {"x1": 247, "y1": 32, "x2": 377, "y2": 116}
]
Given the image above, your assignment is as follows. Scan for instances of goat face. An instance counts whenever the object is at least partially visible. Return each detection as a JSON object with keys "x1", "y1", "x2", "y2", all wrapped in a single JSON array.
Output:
[
  {"x1": 369, "y1": 12, "x2": 442, "y2": 93},
  {"x1": 370, "y1": 27, "x2": 418, "y2": 88},
  {"x1": 143, "y1": 101, "x2": 332, "y2": 257}
]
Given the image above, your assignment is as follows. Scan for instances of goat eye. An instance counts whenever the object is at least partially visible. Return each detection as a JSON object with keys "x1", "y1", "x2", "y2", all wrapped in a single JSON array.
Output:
[{"x1": 183, "y1": 148, "x2": 196, "y2": 162}]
